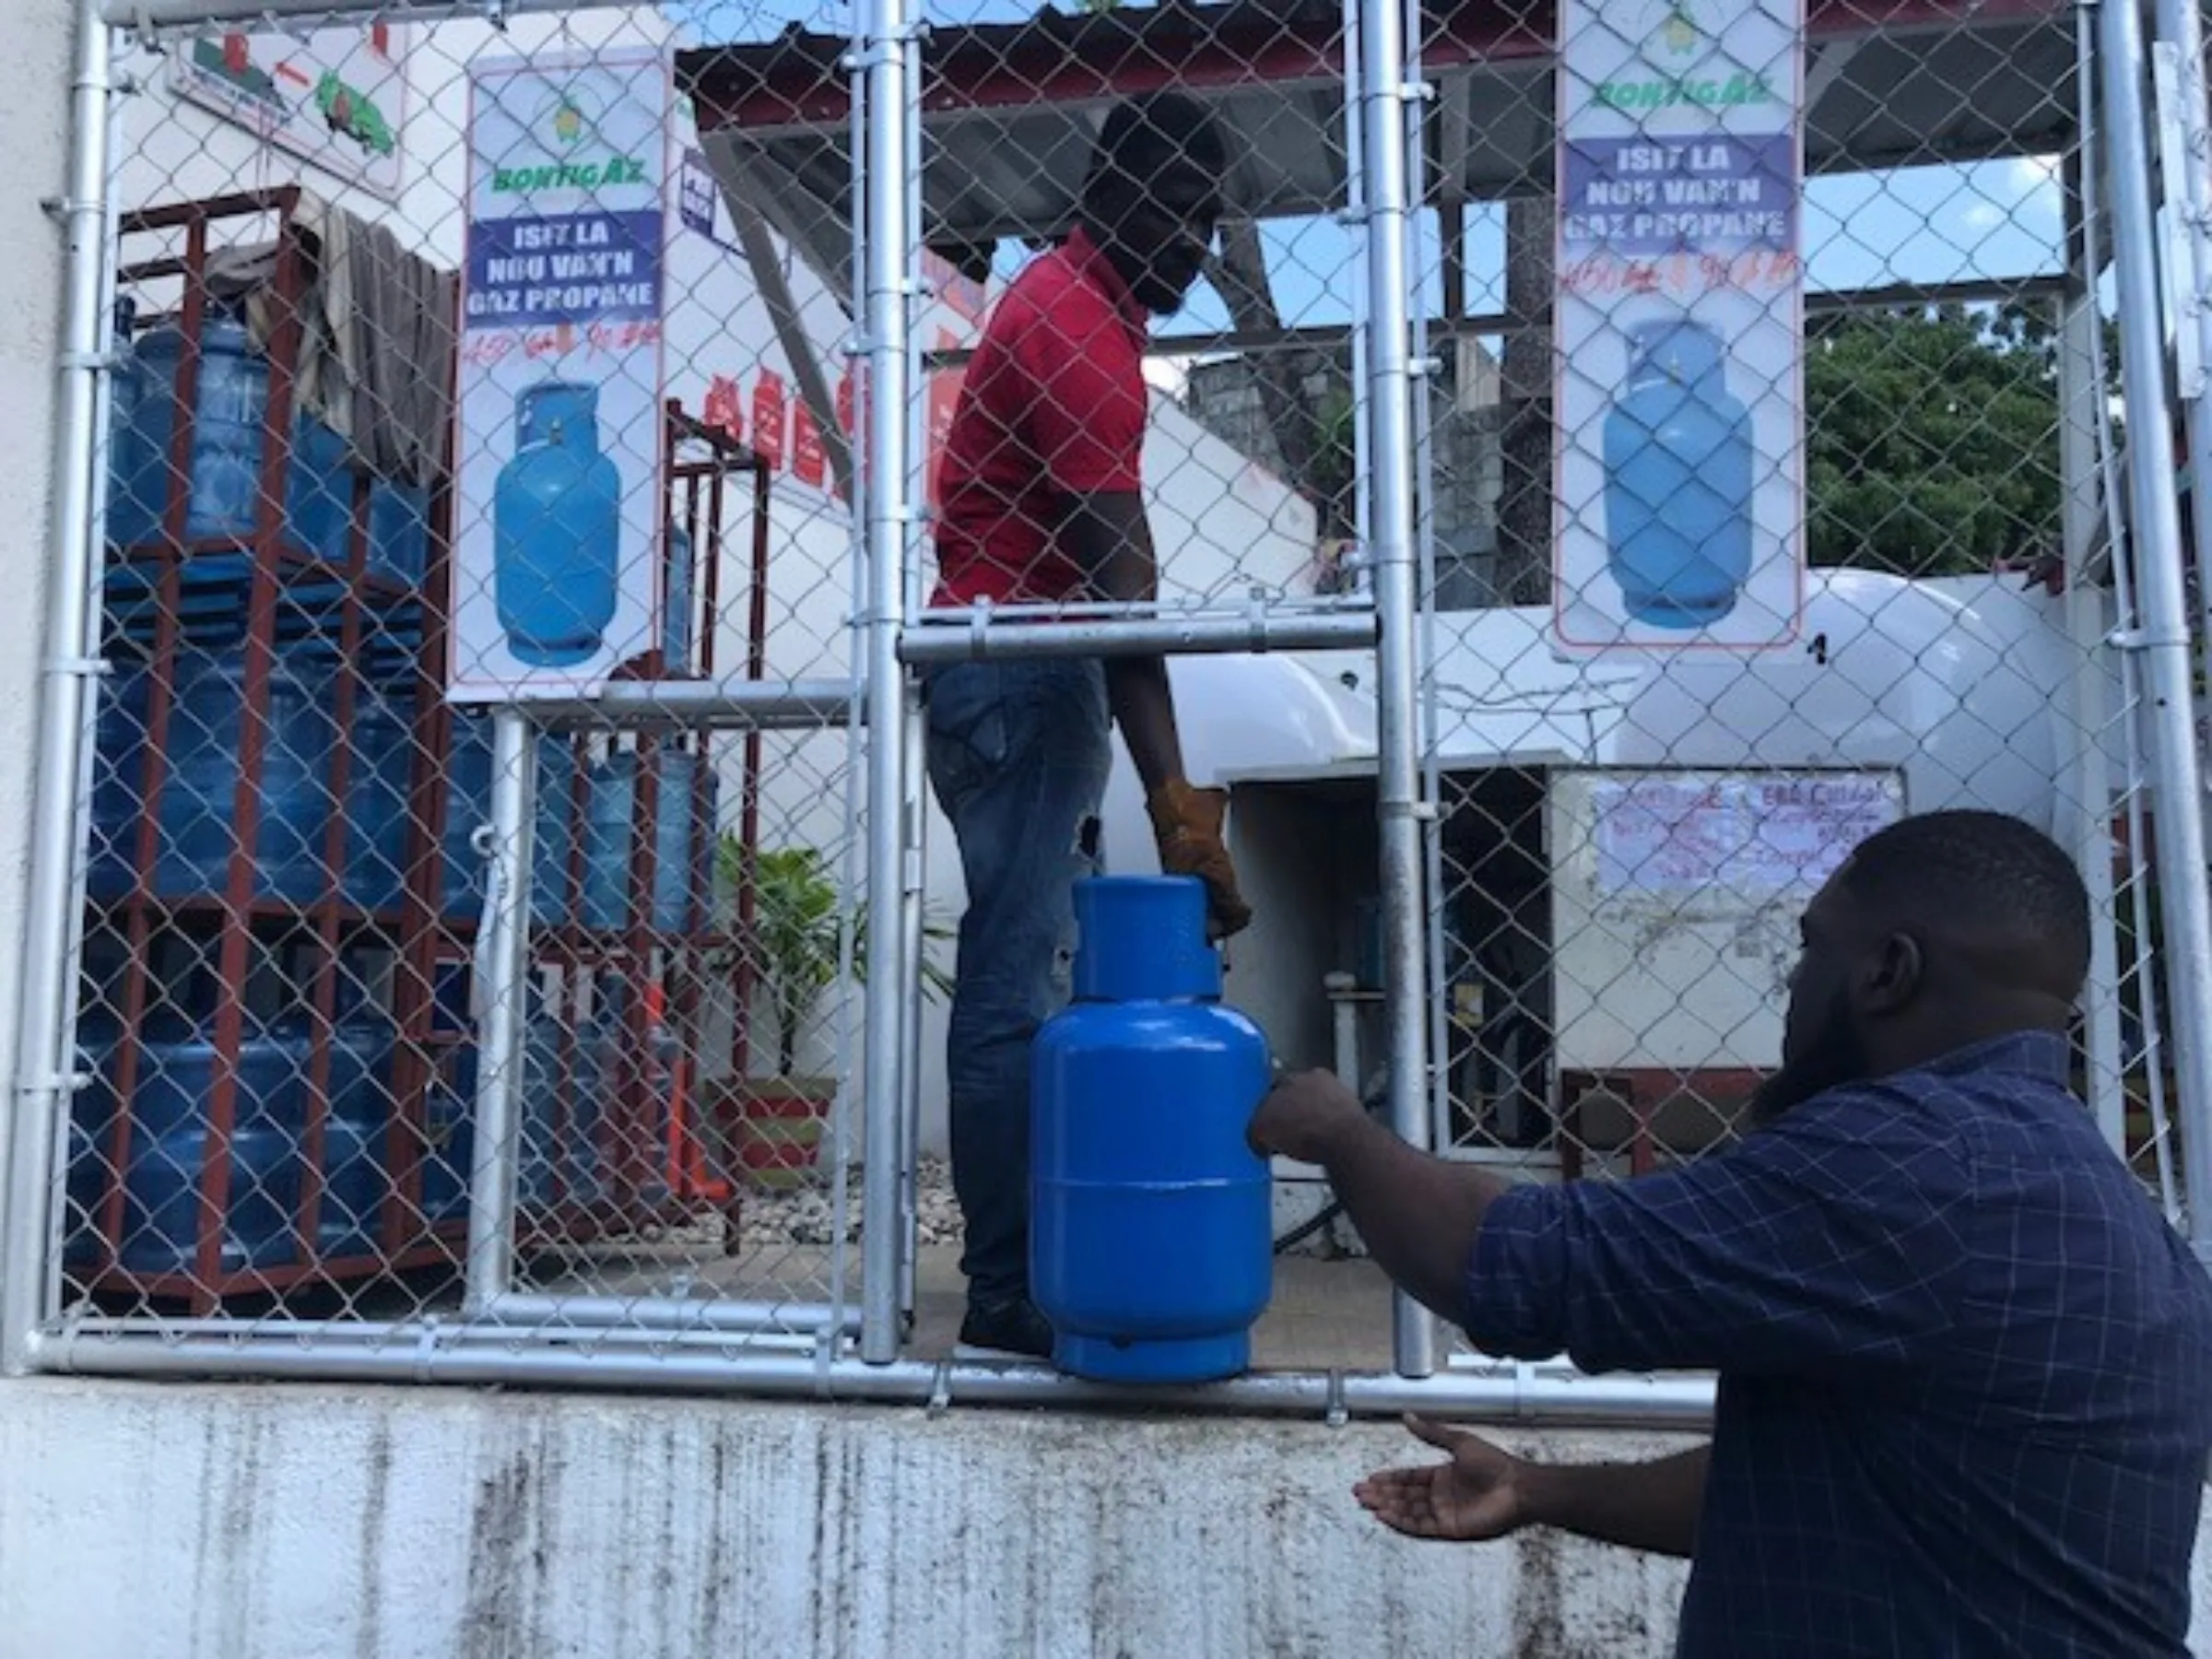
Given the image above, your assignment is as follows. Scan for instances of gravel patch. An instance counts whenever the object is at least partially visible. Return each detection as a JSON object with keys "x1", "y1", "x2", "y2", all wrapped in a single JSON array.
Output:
[{"x1": 735, "y1": 1155, "x2": 963, "y2": 1250}]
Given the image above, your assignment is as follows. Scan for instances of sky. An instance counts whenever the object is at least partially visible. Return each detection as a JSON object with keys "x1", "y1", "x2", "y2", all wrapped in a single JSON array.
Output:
[{"x1": 667, "y1": 0, "x2": 2071, "y2": 347}]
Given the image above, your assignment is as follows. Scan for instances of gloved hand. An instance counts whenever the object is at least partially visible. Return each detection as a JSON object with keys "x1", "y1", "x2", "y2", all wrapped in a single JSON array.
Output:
[{"x1": 1147, "y1": 779, "x2": 1253, "y2": 941}]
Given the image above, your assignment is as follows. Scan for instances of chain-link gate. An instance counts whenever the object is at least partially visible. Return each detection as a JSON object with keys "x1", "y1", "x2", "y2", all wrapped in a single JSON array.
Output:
[{"x1": 6, "y1": 0, "x2": 2212, "y2": 1418}]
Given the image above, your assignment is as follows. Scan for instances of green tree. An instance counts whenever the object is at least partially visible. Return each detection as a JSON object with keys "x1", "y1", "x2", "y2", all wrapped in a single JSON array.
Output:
[{"x1": 1805, "y1": 302, "x2": 2094, "y2": 578}]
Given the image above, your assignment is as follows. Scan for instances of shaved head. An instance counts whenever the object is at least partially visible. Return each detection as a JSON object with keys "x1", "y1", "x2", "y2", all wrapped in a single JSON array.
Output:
[{"x1": 1759, "y1": 808, "x2": 2089, "y2": 1123}]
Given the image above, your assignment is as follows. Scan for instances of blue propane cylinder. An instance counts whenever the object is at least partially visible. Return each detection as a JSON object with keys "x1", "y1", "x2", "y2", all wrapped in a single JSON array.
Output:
[
  {"x1": 1603, "y1": 318, "x2": 1755, "y2": 628},
  {"x1": 493, "y1": 381, "x2": 622, "y2": 667},
  {"x1": 1030, "y1": 876, "x2": 1273, "y2": 1383}
]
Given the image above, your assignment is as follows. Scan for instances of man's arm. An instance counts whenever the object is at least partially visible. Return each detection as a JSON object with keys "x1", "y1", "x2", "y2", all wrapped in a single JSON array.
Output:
[
  {"x1": 1253, "y1": 1068, "x2": 1968, "y2": 1376},
  {"x1": 1065, "y1": 492, "x2": 1182, "y2": 793},
  {"x1": 1355, "y1": 1413, "x2": 1707, "y2": 1559},
  {"x1": 1519, "y1": 1443, "x2": 1709, "y2": 1558},
  {"x1": 1274, "y1": 1097, "x2": 1512, "y2": 1328}
]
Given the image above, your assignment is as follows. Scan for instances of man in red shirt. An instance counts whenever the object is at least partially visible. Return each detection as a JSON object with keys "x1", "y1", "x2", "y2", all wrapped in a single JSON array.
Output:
[{"x1": 924, "y1": 92, "x2": 1253, "y2": 1358}]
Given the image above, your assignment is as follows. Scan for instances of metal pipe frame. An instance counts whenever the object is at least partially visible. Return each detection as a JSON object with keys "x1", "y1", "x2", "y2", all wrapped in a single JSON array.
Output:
[
  {"x1": 105, "y1": 0, "x2": 635, "y2": 27},
  {"x1": 2149, "y1": 0, "x2": 2212, "y2": 659},
  {"x1": 477, "y1": 1293, "x2": 861, "y2": 1337},
  {"x1": 855, "y1": 0, "x2": 918, "y2": 1365},
  {"x1": 900, "y1": 611, "x2": 1379, "y2": 665},
  {"x1": 25, "y1": 1326, "x2": 1714, "y2": 1427},
  {"x1": 2058, "y1": 289, "x2": 2130, "y2": 1158},
  {"x1": 462, "y1": 713, "x2": 537, "y2": 1316},
  {"x1": 2, "y1": 0, "x2": 112, "y2": 1373},
  {"x1": 515, "y1": 679, "x2": 860, "y2": 733},
  {"x1": 897, "y1": 677, "x2": 927, "y2": 1328},
  {"x1": 2095, "y1": 0, "x2": 2212, "y2": 1255},
  {"x1": 1356, "y1": 0, "x2": 1439, "y2": 1380}
]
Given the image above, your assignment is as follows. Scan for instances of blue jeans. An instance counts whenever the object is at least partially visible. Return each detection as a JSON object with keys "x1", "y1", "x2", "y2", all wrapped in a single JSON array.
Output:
[{"x1": 923, "y1": 657, "x2": 1112, "y2": 1306}]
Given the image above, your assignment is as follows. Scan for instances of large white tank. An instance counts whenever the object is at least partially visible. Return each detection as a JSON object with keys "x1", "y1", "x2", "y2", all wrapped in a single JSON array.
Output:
[
  {"x1": 1091, "y1": 568, "x2": 2097, "y2": 855},
  {"x1": 1610, "y1": 568, "x2": 2100, "y2": 832}
]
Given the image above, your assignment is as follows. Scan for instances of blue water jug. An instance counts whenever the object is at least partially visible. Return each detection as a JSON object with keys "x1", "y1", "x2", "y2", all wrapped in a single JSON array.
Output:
[
  {"x1": 417, "y1": 961, "x2": 476, "y2": 1227},
  {"x1": 118, "y1": 987, "x2": 309, "y2": 1277},
  {"x1": 368, "y1": 475, "x2": 430, "y2": 589},
  {"x1": 493, "y1": 381, "x2": 622, "y2": 667},
  {"x1": 342, "y1": 660, "x2": 415, "y2": 913},
  {"x1": 313, "y1": 962, "x2": 396, "y2": 1259},
  {"x1": 420, "y1": 1042, "x2": 477, "y2": 1226},
  {"x1": 1030, "y1": 876, "x2": 1273, "y2": 1383},
  {"x1": 564, "y1": 982, "x2": 620, "y2": 1207},
  {"x1": 582, "y1": 749, "x2": 712, "y2": 932},
  {"x1": 516, "y1": 980, "x2": 563, "y2": 1209},
  {"x1": 118, "y1": 314, "x2": 350, "y2": 559},
  {"x1": 63, "y1": 996, "x2": 123, "y2": 1270},
  {"x1": 88, "y1": 634, "x2": 338, "y2": 902},
  {"x1": 533, "y1": 735, "x2": 579, "y2": 926},
  {"x1": 1602, "y1": 319, "x2": 1755, "y2": 628},
  {"x1": 103, "y1": 299, "x2": 152, "y2": 552},
  {"x1": 441, "y1": 711, "x2": 495, "y2": 917},
  {"x1": 664, "y1": 523, "x2": 694, "y2": 671}
]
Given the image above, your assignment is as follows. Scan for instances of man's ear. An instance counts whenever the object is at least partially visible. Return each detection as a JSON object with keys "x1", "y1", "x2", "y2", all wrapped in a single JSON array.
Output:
[{"x1": 1856, "y1": 930, "x2": 1923, "y2": 1017}]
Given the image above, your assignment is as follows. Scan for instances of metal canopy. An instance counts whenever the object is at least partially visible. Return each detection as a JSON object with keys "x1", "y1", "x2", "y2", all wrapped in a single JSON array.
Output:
[{"x1": 677, "y1": 0, "x2": 2078, "y2": 301}]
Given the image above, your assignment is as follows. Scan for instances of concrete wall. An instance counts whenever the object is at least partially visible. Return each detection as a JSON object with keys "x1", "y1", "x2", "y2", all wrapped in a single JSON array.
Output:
[
  {"x1": 0, "y1": 1376, "x2": 1701, "y2": 1659},
  {"x1": 0, "y1": 1377, "x2": 2206, "y2": 1659}
]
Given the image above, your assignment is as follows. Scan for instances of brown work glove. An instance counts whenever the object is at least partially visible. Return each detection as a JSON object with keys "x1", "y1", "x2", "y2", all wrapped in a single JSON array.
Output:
[{"x1": 1147, "y1": 779, "x2": 1253, "y2": 941}]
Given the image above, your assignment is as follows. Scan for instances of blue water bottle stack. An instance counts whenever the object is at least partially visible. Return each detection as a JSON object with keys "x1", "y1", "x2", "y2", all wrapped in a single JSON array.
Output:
[
  {"x1": 70, "y1": 299, "x2": 725, "y2": 1298},
  {"x1": 1030, "y1": 877, "x2": 1276, "y2": 1383}
]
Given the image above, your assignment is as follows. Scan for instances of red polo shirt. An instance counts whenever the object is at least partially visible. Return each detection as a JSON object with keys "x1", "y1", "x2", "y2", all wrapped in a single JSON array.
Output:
[{"x1": 931, "y1": 227, "x2": 1148, "y2": 607}]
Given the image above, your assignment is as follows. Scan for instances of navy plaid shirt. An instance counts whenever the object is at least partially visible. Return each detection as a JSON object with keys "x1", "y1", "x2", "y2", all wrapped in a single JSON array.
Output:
[{"x1": 1466, "y1": 1032, "x2": 2212, "y2": 1657}]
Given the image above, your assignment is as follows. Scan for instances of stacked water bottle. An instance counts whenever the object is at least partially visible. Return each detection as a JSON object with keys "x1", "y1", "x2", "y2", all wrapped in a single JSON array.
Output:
[{"x1": 72, "y1": 300, "x2": 718, "y2": 1283}]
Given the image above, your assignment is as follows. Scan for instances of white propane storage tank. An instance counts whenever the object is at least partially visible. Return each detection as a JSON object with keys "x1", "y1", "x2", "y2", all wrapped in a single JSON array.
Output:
[
  {"x1": 1612, "y1": 568, "x2": 2087, "y2": 834},
  {"x1": 1096, "y1": 652, "x2": 1377, "y2": 878}
]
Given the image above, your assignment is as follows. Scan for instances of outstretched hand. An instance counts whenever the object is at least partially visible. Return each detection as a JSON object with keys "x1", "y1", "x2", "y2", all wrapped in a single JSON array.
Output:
[{"x1": 1353, "y1": 1414, "x2": 1532, "y2": 1543}]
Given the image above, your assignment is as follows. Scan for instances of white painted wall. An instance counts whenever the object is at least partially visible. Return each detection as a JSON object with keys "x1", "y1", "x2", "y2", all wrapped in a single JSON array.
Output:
[{"x1": 0, "y1": 0, "x2": 76, "y2": 1336}]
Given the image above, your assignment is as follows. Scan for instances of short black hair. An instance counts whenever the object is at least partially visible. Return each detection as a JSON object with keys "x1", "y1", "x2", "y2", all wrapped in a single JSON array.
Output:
[
  {"x1": 1837, "y1": 808, "x2": 2091, "y2": 994},
  {"x1": 1083, "y1": 92, "x2": 1227, "y2": 208}
]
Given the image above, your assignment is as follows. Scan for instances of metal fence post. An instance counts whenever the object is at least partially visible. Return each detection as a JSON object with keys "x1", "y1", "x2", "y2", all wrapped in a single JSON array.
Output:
[
  {"x1": 1354, "y1": 0, "x2": 1438, "y2": 1379},
  {"x1": 856, "y1": 0, "x2": 918, "y2": 1364},
  {"x1": 2, "y1": 0, "x2": 112, "y2": 1372},
  {"x1": 462, "y1": 710, "x2": 536, "y2": 1316},
  {"x1": 2095, "y1": 0, "x2": 2212, "y2": 1253}
]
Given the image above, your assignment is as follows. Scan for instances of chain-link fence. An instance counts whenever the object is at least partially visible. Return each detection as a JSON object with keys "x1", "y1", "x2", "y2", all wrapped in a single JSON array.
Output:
[{"x1": 12, "y1": 0, "x2": 2212, "y2": 1406}]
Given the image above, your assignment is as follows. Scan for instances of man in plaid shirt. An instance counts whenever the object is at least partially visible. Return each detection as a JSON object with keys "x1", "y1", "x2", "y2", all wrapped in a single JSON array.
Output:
[{"x1": 1253, "y1": 808, "x2": 2212, "y2": 1655}]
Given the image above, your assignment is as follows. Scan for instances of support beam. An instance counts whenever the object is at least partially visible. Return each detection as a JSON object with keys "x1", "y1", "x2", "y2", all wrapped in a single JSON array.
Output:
[{"x1": 720, "y1": 170, "x2": 857, "y2": 509}]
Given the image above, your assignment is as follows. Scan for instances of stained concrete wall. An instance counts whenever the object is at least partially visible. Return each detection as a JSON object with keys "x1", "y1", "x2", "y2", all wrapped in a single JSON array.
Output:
[
  {"x1": 0, "y1": 1377, "x2": 2207, "y2": 1659},
  {"x1": 0, "y1": 1377, "x2": 1696, "y2": 1659}
]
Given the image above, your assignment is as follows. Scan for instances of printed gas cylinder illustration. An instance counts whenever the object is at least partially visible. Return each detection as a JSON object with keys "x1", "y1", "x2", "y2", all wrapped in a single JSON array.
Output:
[
  {"x1": 1602, "y1": 319, "x2": 1755, "y2": 628},
  {"x1": 493, "y1": 380, "x2": 622, "y2": 667}
]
